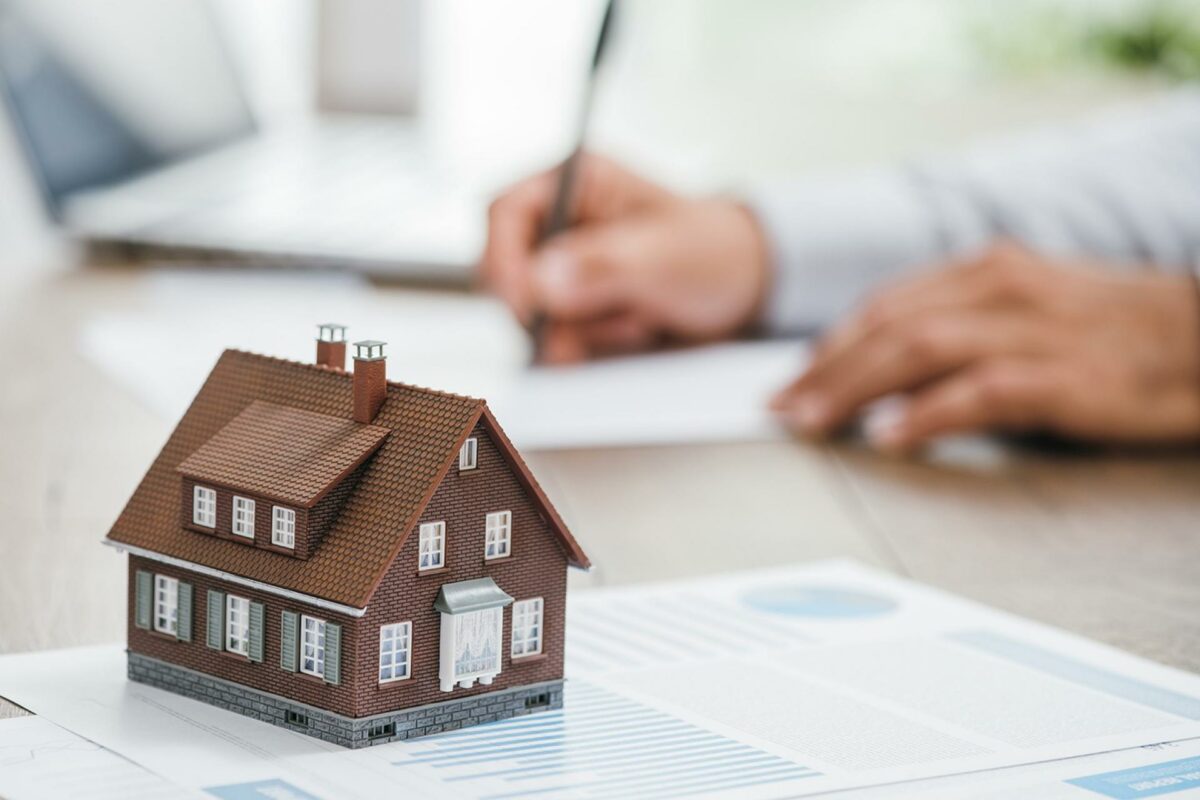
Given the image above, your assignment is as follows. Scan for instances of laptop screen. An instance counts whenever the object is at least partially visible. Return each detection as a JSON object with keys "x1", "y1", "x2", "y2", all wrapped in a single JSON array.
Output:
[{"x1": 0, "y1": 0, "x2": 254, "y2": 216}]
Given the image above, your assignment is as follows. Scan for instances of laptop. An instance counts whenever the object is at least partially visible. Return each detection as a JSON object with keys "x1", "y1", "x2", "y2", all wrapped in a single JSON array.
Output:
[{"x1": 0, "y1": 0, "x2": 484, "y2": 282}]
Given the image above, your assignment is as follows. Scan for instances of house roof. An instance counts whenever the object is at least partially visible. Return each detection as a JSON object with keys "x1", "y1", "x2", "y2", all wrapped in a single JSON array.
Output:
[
  {"x1": 177, "y1": 400, "x2": 390, "y2": 508},
  {"x1": 104, "y1": 349, "x2": 589, "y2": 609}
]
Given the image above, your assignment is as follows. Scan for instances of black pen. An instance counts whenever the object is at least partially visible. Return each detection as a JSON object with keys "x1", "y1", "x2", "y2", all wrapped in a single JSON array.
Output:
[{"x1": 529, "y1": 0, "x2": 618, "y2": 362}]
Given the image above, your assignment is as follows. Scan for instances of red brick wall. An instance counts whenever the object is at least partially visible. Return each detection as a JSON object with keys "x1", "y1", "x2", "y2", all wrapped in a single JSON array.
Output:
[
  {"x1": 353, "y1": 420, "x2": 569, "y2": 717},
  {"x1": 127, "y1": 554, "x2": 360, "y2": 717},
  {"x1": 137, "y1": 421, "x2": 570, "y2": 721}
]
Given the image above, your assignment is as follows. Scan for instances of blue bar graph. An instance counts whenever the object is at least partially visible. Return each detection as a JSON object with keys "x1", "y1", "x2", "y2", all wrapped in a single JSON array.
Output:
[{"x1": 390, "y1": 681, "x2": 820, "y2": 799}]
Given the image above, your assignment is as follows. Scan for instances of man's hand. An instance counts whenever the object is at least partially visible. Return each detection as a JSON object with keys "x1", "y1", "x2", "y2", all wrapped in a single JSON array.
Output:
[
  {"x1": 773, "y1": 243, "x2": 1200, "y2": 451},
  {"x1": 481, "y1": 154, "x2": 770, "y2": 363}
]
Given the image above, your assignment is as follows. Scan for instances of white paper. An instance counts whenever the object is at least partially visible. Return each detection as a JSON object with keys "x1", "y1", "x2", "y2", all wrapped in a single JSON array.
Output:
[
  {"x1": 4, "y1": 561, "x2": 1200, "y2": 799},
  {"x1": 75, "y1": 268, "x2": 806, "y2": 451},
  {"x1": 838, "y1": 737, "x2": 1200, "y2": 798},
  {"x1": 0, "y1": 715, "x2": 197, "y2": 800}
]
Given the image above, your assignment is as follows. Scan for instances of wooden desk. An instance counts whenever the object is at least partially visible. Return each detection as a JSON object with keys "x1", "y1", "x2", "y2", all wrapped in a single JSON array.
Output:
[{"x1": 2, "y1": 264, "x2": 1198, "y2": 721}]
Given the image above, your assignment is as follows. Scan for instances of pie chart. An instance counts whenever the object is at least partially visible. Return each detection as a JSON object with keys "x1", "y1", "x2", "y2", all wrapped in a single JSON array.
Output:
[{"x1": 741, "y1": 584, "x2": 897, "y2": 619}]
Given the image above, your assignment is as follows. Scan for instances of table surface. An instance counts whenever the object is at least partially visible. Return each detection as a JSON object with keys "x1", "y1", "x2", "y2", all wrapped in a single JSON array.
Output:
[{"x1": 2, "y1": 261, "x2": 1199, "y2": 722}]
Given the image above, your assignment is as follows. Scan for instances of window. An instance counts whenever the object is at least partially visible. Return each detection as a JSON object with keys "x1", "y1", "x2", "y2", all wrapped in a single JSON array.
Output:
[
  {"x1": 511, "y1": 597, "x2": 543, "y2": 657},
  {"x1": 301, "y1": 615, "x2": 326, "y2": 677},
  {"x1": 272, "y1": 506, "x2": 296, "y2": 548},
  {"x1": 525, "y1": 692, "x2": 550, "y2": 709},
  {"x1": 418, "y1": 522, "x2": 445, "y2": 570},
  {"x1": 368, "y1": 721, "x2": 395, "y2": 740},
  {"x1": 153, "y1": 575, "x2": 179, "y2": 635},
  {"x1": 484, "y1": 511, "x2": 511, "y2": 559},
  {"x1": 193, "y1": 486, "x2": 216, "y2": 528},
  {"x1": 453, "y1": 607, "x2": 503, "y2": 681},
  {"x1": 286, "y1": 710, "x2": 309, "y2": 727},
  {"x1": 459, "y1": 437, "x2": 478, "y2": 470},
  {"x1": 232, "y1": 496, "x2": 256, "y2": 539},
  {"x1": 378, "y1": 622, "x2": 412, "y2": 683},
  {"x1": 226, "y1": 595, "x2": 250, "y2": 656}
]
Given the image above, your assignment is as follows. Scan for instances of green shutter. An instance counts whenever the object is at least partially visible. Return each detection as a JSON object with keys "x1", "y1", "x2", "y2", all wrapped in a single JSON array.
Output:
[
  {"x1": 176, "y1": 582, "x2": 193, "y2": 642},
  {"x1": 324, "y1": 622, "x2": 341, "y2": 686},
  {"x1": 280, "y1": 611, "x2": 298, "y2": 672},
  {"x1": 134, "y1": 571, "x2": 152, "y2": 630},
  {"x1": 206, "y1": 590, "x2": 225, "y2": 650},
  {"x1": 248, "y1": 602, "x2": 265, "y2": 663}
]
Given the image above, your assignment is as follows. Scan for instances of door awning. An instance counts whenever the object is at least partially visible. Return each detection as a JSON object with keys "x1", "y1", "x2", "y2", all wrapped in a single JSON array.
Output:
[{"x1": 434, "y1": 577, "x2": 514, "y2": 615}]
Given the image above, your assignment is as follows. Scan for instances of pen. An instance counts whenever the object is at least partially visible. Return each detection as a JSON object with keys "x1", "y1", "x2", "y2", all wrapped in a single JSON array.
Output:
[{"x1": 529, "y1": 0, "x2": 618, "y2": 362}]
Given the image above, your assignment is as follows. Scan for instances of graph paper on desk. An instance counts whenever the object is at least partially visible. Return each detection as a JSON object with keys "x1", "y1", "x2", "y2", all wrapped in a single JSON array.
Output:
[
  {"x1": 380, "y1": 560, "x2": 1200, "y2": 799},
  {"x1": 5, "y1": 560, "x2": 1200, "y2": 800}
]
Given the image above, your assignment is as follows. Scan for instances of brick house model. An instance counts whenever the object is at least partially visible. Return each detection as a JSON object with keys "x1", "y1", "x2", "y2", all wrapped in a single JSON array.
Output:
[{"x1": 102, "y1": 325, "x2": 590, "y2": 748}]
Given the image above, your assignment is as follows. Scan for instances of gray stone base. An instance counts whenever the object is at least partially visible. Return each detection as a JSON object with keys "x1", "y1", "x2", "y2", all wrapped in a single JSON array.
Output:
[{"x1": 127, "y1": 652, "x2": 563, "y2": 748}]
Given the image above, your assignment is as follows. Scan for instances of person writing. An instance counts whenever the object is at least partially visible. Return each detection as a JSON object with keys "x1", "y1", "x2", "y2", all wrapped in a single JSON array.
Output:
[{"x1": 481, "y1": 90, "x2": 1200, "y2": 453}]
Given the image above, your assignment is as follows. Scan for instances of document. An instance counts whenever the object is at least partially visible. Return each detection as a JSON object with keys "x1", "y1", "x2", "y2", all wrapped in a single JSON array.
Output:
[
  {"x1": 0, "y1": 715, "x2": 196, "y2": 800},
  {"x1": 3, "y1": 561, "x2": 1200, "y2": 799},
  {"x1": 76, "y1": 268, "x2": 806, "y2": 450}
]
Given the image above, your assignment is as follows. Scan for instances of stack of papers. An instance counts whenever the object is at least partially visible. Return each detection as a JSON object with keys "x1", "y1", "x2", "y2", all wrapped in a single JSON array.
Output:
[
  {"x1": 76, "y1": 269, "x2": 808, "y2": 450},
  {"x1": 3, "y1": 560, "x2": 1200, "y2": 798}
]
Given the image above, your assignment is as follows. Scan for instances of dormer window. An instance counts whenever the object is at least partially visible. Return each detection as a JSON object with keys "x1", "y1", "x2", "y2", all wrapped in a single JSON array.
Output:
[
  {"x1": 193, "y1": 486, "x2": 216, "y2": 528},
  {"x1": 485, "y1": 511, "x2": 511, "y2": 560},
  {"x1": 232, "y1": 496, "x2": 256, "y2": 539},
  {"x1": 272, "y1": 506, "x2": 296, "y2": 549},
  {"x1": 459, "y1": 438, "x2": 478, "y2": 471}
]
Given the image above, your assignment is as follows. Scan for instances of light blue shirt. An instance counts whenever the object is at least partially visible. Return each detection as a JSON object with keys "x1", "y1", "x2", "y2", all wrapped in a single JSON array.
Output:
[{"x1": 750, "y1": 89, "x2": 1200, "y2": 333}]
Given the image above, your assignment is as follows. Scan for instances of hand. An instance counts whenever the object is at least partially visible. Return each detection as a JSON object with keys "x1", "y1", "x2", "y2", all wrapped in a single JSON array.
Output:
[
  {"x1": 772, "y1": 243, "x2": 1200, "y2": 452},
  {"x1": 480, "y1": 154, "x2": 770, "y2": 363}
]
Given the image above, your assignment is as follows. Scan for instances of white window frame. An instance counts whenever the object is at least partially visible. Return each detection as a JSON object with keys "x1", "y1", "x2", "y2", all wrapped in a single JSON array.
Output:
[
  {"x1": 300, "y1": 614, "x2": 326, "y2": 678},
  {"x1": 192, "y1": 486, "x2": 216, "y2": 528},
  {"x1": 231, "y1": 496, "x2": 256, "y2": 539},
  {"x1": 418, "y1": 521, "x2": 445, "y2": 570},
  {"x1": 272, "y1": 506, "x2": 296, "y2": 549},
  {"x1": 225, "y1": 595, "x2": 250, "y2": 656},
  {"x1": 484, "y1": 511, "x2": 511, "y2": 560},
  {"x1": 511, "y1": 597, "x2": 544, "y2": 658},
  {"x1": 440, "y1": 606, "x2": 503, "y2": 691},
  {"x1": 378, "y1": 622, "x2": 412, "y2": 683},
  {"x1": 459, "y1": 437, "x2": 478, "y2": 470},
  {"x1": 153, "y1": 574, "x2": 179, "y2": 635}
]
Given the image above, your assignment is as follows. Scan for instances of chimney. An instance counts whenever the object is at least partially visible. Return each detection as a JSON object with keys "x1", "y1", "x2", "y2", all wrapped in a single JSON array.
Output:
[
  {"x1": 352, "y1": 340, "x2": 387, "y2": 423},
  {"x1": 316, "y1": 323, "x2": 348, "y2": 370}
]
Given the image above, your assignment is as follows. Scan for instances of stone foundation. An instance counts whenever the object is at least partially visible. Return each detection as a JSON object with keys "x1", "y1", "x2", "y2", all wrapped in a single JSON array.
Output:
[{"x1": 127, "y1": 651, "x2": 563, "y2": 748}]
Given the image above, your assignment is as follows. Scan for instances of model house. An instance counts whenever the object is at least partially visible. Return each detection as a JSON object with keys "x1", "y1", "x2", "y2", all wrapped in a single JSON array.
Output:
[{"x1": 103, "y1": 325, "x2": 590, "y2": 748}]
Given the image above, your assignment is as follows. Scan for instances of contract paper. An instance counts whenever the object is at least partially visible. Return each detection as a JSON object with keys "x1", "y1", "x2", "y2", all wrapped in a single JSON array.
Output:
[
  {"x1": 2, "y1": 561, "x2": 1200, "y2": 799},
  {"x1": 76, "y1": 268, "x2": 805, "y2": 450}
]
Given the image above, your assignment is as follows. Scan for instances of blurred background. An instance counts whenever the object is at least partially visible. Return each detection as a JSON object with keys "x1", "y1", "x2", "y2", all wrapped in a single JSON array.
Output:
[
  {"x1": 2, "y1": 0, "x2": 1199, "y2": 655},
  {"x1": 2, "y1": 0, "x2": 1198, "y2": 269}
]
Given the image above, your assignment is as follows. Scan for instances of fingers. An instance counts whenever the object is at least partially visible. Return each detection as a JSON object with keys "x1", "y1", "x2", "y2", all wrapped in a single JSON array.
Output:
[
  {"x1": 529, "y1": 215, "x2": 675, "y2": 322},
  {"x1": 815, "y1": 241, "x2": 1042, "y2": 364},
  {"x1": 866, "y1": 359, "x2": 1063, "y2": 452},
  {"x1": 480, "y1": 154, "x2": 675, "y2": 326},
  {"x1": 538, "y1": 313, "x2": 657, "y2": 365},
  {"x1": 774, "y1": 311, "x2": 1054, "y2": 435},
  {"x1": 481, "y1": 170, "x2": 558, "y2": 323}
]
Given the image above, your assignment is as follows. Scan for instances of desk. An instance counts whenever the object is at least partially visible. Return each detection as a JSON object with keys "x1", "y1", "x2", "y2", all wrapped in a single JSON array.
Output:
[{"x1": 2, "y1": 264, "x2": 1198, "y2": 722}]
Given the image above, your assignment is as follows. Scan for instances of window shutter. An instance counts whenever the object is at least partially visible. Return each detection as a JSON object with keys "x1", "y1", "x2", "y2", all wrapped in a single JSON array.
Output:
[
  {"x1": 176, "y1": 582, "x2": 193, "y2": 642},
  {"x1": 280, "y1": 611, "x2": 298, "y2": 672},
  {"x1": 206, "y1": 590, "x2": 225, "y2": 650},
  {"x1": 248, "y1": 602, "x2": 265, "y2": 663},
  {"x1": 134, "y1": 571, "x2": 153, "y2": 630},
  {"x1": 324, "y1": 622, "x2": 342, "y2": 686}
]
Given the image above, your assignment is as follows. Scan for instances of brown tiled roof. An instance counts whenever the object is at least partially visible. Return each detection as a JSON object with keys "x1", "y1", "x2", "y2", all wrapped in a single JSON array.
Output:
[
  {"x1": 105, "y1": 349, "x2": 588, "y2": 608},
  {"x1": 177, "y1": 400, "x2": 389, "y2": 508}
]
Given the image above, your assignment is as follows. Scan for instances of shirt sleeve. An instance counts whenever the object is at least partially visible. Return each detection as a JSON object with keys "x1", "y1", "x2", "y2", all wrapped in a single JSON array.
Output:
[{"x1": 746, "y1": 88, "x2": 1200, "y2": 334}]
